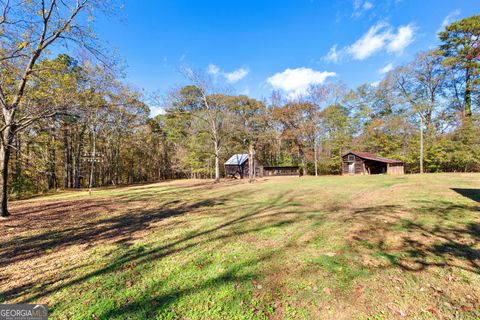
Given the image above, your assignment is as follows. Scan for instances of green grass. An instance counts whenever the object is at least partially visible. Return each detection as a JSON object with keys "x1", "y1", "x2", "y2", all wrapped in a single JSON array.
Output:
[{"x1": 1, "y1": 173, "x2": 479, "y2": 319}]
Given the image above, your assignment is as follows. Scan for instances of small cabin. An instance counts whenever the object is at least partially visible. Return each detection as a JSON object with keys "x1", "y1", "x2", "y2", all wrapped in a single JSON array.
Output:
[
  {"x1": 342, "y1": 151, "x2": 404, "y2": 175},
  {"x1": 224, "y1": 154, "x2": 263, "y2": 179}
]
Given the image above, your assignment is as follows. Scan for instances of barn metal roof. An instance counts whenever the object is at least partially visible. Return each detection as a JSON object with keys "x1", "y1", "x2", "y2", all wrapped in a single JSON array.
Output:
[
  {"x1": 224, "y1": 154, "x2": 249, "y2": 165},
  {"x1": 343, "y1": 151, "x2": 403, "y2": 164}
]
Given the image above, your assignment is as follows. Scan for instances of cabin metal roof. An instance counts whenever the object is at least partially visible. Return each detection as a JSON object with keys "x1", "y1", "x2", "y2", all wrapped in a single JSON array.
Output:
[
  {"x1": 343, "y1": 151, "x2": 403, "y2": 164},
  {"x1": 224, "y1": 154, "x2": 249, "y2": 166}
]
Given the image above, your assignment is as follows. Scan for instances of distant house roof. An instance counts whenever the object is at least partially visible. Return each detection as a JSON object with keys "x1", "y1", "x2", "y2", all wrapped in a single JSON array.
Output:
[
  {"x1": 343, "y1": 151, "x2": 403, "y2": 164},
  {"x1": 225, "y1": 154, "x2": 249, "y2": 166}
]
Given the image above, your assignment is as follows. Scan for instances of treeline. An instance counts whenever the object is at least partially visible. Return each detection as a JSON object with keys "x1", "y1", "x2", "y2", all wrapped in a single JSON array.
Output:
[
  {"x1": 8, "y1": 54, "x2": 169, "y2": 196},
  {"x1": 2, "y1": 10, "x2": 480, "y2": 203},
  {"x1": 160, "y1": 15, "x2": 479, "y2": 180}
]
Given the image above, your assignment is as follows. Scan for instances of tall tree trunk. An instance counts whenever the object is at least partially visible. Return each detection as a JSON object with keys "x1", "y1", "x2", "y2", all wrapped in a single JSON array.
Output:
[
  {"x1": 214, "y1": 138, "x2": 220, "y2": 182},
  {"x1": 68, "y1": 143, "x2": 73, "y2": 188},
  {"x1": 420, "y1": 116, "x2": 424, "y2": 174},
  {"x1": 465, "y1": 65, "x2": 472, "y2": 117},
  {"x1": 299, "y1": 146, "x2": 306, "y2": 176},
  {"x1": 14, "y1": 132, "x2": 21, "y2": 184},
  {"x1": 129, "y1": 160, "x2": 134, "y2": 184},
  {"x1": 0, "y1": 125, "x2": 14, "y2": 217},
  {"x1": 314, "y1": 139, "x2": 318, "y2": 177},
  {"x1": 114, "y1": 147, "x2": 120, "y2": 185},
  {"x1": 47, "y1": 128, "x2": 57, "y2": 190},
  {"x1": 63, "y1": 125, "x2": 70, "y2": 188},
  {"x1": 74, "y1": 128, "x2": 85, "y2": 188},
  {"x1": 88, "y1": 127, "x2": 96, "y2": 195},
  {"x1": 248, "y1": 143, "x2": 255, "y2": 183}
]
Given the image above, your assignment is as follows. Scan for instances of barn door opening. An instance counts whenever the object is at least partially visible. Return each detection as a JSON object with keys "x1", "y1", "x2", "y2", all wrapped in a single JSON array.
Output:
[{"x1": 348, "y1": 162, "x2": 355, "y2": 174}]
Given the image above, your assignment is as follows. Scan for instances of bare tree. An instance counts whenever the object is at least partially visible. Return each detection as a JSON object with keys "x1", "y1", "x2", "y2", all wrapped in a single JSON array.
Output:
[
  {"x1": 0, "y1": 0, "x2": 116, "y2": 217},
  {"x1": 309, "y1": 82, "x2": 348, "y2": 174},
  {"x1": 179, "y1": 68, "x2": 230, "y2": 182},
  {"x1": 392, "y1": 50, "x2": 446, "y2": 174}
]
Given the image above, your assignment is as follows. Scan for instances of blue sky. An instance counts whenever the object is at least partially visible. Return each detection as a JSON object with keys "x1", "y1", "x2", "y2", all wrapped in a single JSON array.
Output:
[{"x1": 93, "y1": 0, "x2": 477, "y2": 115}]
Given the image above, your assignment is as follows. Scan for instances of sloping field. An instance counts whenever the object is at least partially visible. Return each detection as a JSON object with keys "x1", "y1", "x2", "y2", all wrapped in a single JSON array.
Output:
[{"x1": 0, "y1": 174, "x2": 479, "y2": 319}]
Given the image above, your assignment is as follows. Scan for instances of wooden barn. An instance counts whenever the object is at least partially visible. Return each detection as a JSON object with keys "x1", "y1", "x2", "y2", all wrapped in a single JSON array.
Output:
[{"x1": 342, "y1": 151, "x2": 404, "y2": 175}]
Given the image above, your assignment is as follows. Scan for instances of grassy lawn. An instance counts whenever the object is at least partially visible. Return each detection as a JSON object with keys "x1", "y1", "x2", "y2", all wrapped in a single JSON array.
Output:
[{"x1": 1, "y1": 173, "x2": 479, "y2": 319}]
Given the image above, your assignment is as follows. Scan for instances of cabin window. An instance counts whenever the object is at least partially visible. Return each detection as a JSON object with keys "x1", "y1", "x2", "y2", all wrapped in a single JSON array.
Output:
[{"x1": 347, "y1": 155, "x2": 355, "y2": 162}]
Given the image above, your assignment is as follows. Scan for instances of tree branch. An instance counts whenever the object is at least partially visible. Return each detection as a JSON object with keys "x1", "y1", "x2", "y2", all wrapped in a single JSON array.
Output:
[{"x1": 0, "y1": 0, "x2": 10, "y2": 25}]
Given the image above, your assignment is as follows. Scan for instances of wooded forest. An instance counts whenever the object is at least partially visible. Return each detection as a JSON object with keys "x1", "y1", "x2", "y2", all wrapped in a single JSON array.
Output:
[{"x1": 0, "y1": 0, "x2": 478, "y2": 216}]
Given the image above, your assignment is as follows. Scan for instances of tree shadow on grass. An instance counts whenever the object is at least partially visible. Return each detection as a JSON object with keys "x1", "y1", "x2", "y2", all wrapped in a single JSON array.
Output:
[
  {"x1": 0, "y1": 190, "x2": 321, "y2": 311},
  {"x1": 346, "y1": 201, "x2": 480, "y2": 274},
  {"x1": 48, "y1": 213, "x2": 305, "y2": 319},
  {"x1": 84, "y1": 250, "x2": 277, "y2": 319},
  {"x1": 451, "y1": 188, "x2": 480, "y2": 203},
  {"x1": 0, "y1": 189, "x2": 252, "y2": 269},
  {"x1": 93, "y1": 244, "x2": 296, "y2": 319}
]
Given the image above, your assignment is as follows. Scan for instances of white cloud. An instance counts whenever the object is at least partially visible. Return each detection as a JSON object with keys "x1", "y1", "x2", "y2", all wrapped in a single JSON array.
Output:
[
  {"x1": 379, "y1": 62, "x2": 393, "y2": 74},
  {"x1": 324, "y1": 45, "x2": 340, "y2": 63},
  {"x1": 207, "y1": 64, "x2": 249, "y2": 83},
  {"x1": 371, "y1": 81, "x2": 380, "y2": 87},
  {"x1": 387, "y1": 24, "x2": 415, "y2": 54},
  {"x1": 347, "y1": 22, "x2": 392, "y2": 60},
  {"x1": 207, "y1": 64, "x2": 220, "y2": 75},
  {"x1": 353, "y1": 0, "x2": 362, "y2": 10},
  {"x1": 352, "y1": 0, "x2": 374, "y2": 18},
  {"x1": 326, "y1": 21, "x2": 416, "y2": 62},
  {"x1": 266, "y1": 67, "x2": 336, "y2": 98},
  {"x1": 439, "y1": 9, "x2": 460, "y2": 32},
  {"x1": 225, "y1": 67, "x2": 249, "y2": 83},
  {"x1": 363, "y1": 1, "x2": 373, "y2": 10}
]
